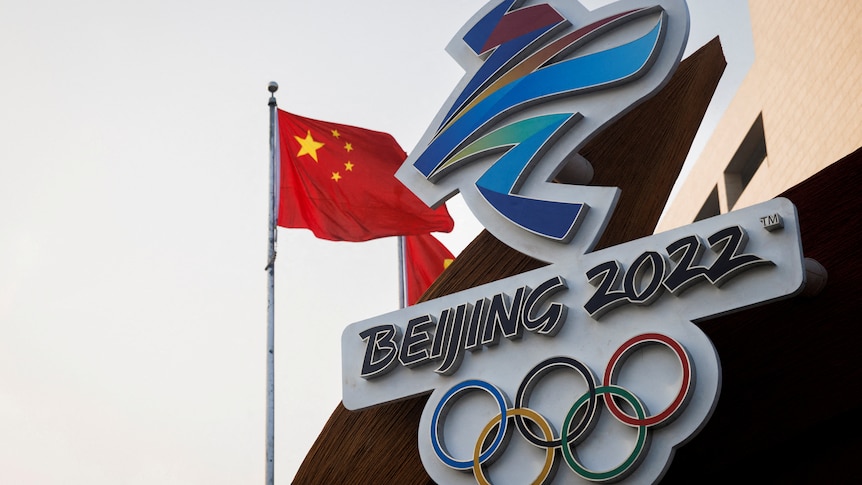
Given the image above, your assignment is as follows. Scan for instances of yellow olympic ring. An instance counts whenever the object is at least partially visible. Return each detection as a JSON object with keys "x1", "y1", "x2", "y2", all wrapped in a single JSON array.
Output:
[{"x1": 473, "y1": 408, "x2": 556, "y2": 485}]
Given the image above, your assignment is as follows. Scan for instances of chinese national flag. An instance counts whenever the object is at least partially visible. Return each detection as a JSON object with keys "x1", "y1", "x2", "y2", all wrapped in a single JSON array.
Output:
[
  {"x1": 277, "y1": 110, "x2": 454, "y2": 241},
  {"x1": 405, "y1": 233, "x2": 455, "y2": 305}
]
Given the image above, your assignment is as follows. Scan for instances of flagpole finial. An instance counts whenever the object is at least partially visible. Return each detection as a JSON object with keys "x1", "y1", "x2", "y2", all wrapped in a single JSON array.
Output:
[{"x1": 268, "y1": 81, "x2": 278, "y2": 107}]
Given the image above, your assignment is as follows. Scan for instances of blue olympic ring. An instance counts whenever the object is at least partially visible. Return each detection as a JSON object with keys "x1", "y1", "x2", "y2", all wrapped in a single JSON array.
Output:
[{"x1": 430, "y1": 379, "x2": 509, "y2": 470}]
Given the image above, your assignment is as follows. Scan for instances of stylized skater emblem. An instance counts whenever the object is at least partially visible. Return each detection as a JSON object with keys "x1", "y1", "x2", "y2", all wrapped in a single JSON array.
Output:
[{"x1": 397, "y1": 0, "x2": 690, "y2": 262}]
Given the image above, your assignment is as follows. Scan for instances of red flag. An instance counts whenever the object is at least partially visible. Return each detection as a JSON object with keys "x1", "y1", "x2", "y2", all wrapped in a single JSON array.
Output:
[
  {"x1": 405, "y1": 233, "x2": 455, "y2": 305},
  {"x1": 277, "y1": 110, "x2": 454, "y2": 241}
]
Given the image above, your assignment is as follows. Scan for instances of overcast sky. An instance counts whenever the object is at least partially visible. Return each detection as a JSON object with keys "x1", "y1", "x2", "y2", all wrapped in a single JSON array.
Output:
[{"x1": 0, "y1": 0, "x2": 753, "y2": 482}]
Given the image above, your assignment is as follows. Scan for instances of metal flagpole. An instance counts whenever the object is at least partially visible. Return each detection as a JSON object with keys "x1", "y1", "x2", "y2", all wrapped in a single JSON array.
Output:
[
  {"x1": 265, "y1": 81, "x2": 278, "y2": 485},
  {"x1": 398, "y1": 235, "x2": 406, "y2": 309}
]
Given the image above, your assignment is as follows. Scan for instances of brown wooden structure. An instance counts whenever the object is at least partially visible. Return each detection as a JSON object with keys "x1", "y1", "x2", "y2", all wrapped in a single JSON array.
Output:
[{"x1": 294, "y1": 36, "x2": 862, "y2": 483}]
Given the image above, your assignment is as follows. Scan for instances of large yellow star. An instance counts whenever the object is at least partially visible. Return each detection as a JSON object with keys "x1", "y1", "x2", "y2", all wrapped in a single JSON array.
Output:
[{"x1": 294, "y1": 130, "x2": 325, "y2": 162}]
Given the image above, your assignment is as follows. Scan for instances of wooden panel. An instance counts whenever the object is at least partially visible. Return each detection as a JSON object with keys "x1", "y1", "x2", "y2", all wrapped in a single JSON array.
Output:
[
  {"x1": 293, "y1": 38, "x2": 727, "y2": 484},
  {"x1": 660, "y1": 149, "x2": 862, "y2": 483}
]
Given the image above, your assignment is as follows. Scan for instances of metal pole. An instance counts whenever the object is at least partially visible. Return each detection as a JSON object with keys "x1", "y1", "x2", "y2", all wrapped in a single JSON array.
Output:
[
  {"x1": 265, "y1": 81, "x2": 278, "y2": 485},
  {"x1": 398, "y1": 235, "x2": 406, "y2": 308}
]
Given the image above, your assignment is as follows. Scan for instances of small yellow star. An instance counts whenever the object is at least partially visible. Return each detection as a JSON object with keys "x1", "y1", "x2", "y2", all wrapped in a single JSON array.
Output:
[
  {"x1": 344, "y1": 161, "x2": 354, "y2": 171},
  {"x1": 344, "y1": 142, "x2": 353, "y2": 153},
  {"x1": 444, "y1": 258, "x2": 454, "y2": 269},
  {"x1": 331, "y1": 129, "x2": 340, "y2": 138},
  {"x1": 294, "y1": 130, "x2": 325, "y2": 162},
  {"x1": 331, "y1": 172, "x2": 342, "y2": 182}
]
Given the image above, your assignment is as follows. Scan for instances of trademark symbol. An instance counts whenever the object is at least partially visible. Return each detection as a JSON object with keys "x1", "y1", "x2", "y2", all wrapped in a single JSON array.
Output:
[{"x1": 760, "y1": 213, "x2": 784, "y2": 231}]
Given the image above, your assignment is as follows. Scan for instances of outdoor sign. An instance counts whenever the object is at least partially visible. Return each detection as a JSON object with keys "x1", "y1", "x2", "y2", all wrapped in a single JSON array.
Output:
[{"x1": 341, "y1": 1, "x2": 806, "y2": 484}]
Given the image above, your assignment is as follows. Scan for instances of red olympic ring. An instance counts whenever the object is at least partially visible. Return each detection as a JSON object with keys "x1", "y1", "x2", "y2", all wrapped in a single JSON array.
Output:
[{"x1": 602, "y1": 332, "x2": 693, "y2": 427}]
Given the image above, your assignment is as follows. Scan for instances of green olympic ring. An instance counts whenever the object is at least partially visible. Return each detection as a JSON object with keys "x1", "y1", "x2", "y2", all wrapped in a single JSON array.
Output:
[{"x1": 562, "y1": 385, "x2": 648, "y2": 482}]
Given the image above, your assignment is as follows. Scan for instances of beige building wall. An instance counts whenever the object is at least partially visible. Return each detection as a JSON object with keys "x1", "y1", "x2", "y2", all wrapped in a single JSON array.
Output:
[{"x1": 658, "y1": 0, "x2": 862, "y2": 231}]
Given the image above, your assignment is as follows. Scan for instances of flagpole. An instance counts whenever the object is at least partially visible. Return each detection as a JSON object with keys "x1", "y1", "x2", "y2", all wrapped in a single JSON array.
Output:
[
  {"x1": 265, "y1": 81, "x2": 278, "y2": 485},
  {"x1": 398, "y1": 235, "x2": 406, "y2": 309}
]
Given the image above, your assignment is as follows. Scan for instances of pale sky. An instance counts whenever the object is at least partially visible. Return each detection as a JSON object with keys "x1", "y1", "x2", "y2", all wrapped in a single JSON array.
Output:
[{"x1": 0, "y1": 1, "x2": 752, "y2": 483}]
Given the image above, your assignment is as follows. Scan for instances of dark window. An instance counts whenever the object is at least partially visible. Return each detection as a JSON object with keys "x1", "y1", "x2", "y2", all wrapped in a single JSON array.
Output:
[
  {"x1": 694, "y1": 185, "x2": 720, "y2": 222},
  {"x1": 724, "y1": 114, "x2": 767, "y2": 209}
]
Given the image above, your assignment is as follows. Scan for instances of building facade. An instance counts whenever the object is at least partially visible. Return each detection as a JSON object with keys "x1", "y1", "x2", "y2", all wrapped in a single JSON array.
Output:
[{"x1": 659, "y1": 0, "x2": 862, "y2": 230}]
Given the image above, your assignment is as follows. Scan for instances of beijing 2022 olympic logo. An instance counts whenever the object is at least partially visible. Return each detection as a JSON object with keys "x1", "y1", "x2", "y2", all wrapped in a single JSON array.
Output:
[{"x1": 342, "y1": 1, "x2": 806, "y2": 484}]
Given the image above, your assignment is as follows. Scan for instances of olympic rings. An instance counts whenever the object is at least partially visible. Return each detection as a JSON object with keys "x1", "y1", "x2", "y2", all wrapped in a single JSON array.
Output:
[{"x1": 428, "y1": 333, "x2": 694, "y2": 484}]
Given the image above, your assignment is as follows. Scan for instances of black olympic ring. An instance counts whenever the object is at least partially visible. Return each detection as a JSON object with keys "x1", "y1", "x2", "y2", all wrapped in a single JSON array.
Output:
[{"x1": 514, "y1": 356, "x2": 598, "y2": 448}]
